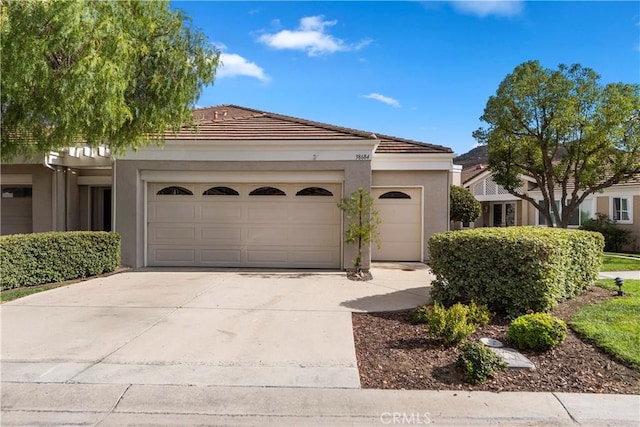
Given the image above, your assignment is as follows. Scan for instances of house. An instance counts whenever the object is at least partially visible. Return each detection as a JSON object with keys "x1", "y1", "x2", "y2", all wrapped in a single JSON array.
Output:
[
  {"x1": 457, "y1": 152, "x2": 640, "y2": 252},
  {"x1": 1, "y1": 105, "x2": 456, "y2": 269}
]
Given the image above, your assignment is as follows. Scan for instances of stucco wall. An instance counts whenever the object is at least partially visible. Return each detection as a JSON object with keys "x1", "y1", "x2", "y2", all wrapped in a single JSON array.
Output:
[
  {"x1": 115, "y1": 159, "x2": 372, "y2": 268},
  {"x1": 372, "y1": 170, "x2": 450, "y2": 261}
]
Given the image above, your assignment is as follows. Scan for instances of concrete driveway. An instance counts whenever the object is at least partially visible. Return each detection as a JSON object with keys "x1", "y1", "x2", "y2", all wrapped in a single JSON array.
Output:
[{"x1": 1, "y1": 263, "x2": 432, "y2": 389}]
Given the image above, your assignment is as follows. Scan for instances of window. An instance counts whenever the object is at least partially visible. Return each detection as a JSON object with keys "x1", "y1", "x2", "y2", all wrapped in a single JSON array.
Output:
[
  {"x1": 538, "y1": 199, "x2": 594, "y2": 227},
  {"x1": 296, "y1": 187, "x2": 333, "y2": 196},
  {"x1": 491, "y1": 202, "x2": 516, "y2": 227},
  {"x1": 379, "y1": 191, "x2": 411, "y2": 199},
  {"x1": 249, "y1": 186, "x2": 286, "y2": 196},
  {"x1": 203, "y1": 186, "x2": 239, "y2": 196},
  {"x1": 612, "y1": 197, "x2": 632, "y2": 224},
  {"x1": 1, "y1": 187, "x2": 32, "y2": 198},
  {"x1": 156, "y1": 186, "x2": 193, "y2": 195}
]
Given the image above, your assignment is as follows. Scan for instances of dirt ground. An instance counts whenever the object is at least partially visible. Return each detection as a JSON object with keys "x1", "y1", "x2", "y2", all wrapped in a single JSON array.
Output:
[{"x1": 352, "y1": 286, "x2": 640, "y2": 394}]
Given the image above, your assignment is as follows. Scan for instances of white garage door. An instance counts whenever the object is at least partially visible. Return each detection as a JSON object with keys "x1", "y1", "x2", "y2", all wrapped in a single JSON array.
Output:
[
  {"x1": 372, "y1": 187, "x2": 422, "y2": 261},
  {"x1": 147, "y1": 182, "x2": 342, "y2": 268},
  {"x1": 1, "y1": 186, "x2": 33, "y2": 235}
]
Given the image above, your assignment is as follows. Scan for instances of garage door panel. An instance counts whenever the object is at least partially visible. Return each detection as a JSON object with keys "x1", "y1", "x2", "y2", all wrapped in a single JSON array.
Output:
[
  {"x1": 247, "y1": 249, "x2": 288, "y2": 263},
  {"x1": 377, "y1": 206, "x2": 420, "y2": 223},
  {"x1": 150, "y1": 203, "x2": 197, "y2": 221},
  {"x1": 201, "y1": 248, "x2": 242, "y2": 263},
  {"x1": 290, "y1": 250, "x2": 337, "y2": 264},
  {"x1": 247, "y1": 204, "x2": 287, "y2": 220},
  {"x1": 291, "y1": 204, "x2": 339, "y2": 221},
  {"x1": 201, "y1": 205, "x2": 242, "y2": 220},
  {"x1": 289, "y1": 226, "x2": 341, "y2": 245},
  {"x1": 201, "y1": 226, "x2": 242, "y2": 242},
  {"x1": 150, "y1": 225, "x2": 196, "y2": 242},
  {"x1": 153, "y1": 248, "x2": 195, "y2": 263},
  {"x1": 247, "y1": 226, "x2": 287, "y2": 244}
]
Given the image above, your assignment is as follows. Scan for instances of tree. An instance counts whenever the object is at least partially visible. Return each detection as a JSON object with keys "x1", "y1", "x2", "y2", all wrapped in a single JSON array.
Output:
[
  {"x1": 1, "y1": 0, "x2": 219, "y2": 160},
  {"x1": 337, "y1": 188, "x2": 380, "y2": 278},
  {"x1": 474, "y1": 61, "x2": 640, "y2": 228},
  {"x1": 450, "y1": 185, "x2": 481, "y2": 226}
]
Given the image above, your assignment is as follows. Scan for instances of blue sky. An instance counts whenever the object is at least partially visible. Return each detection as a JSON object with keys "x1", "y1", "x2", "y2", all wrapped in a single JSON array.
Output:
[{"x1": 173, "y1": 1, "x2": 639, "y2": 156}]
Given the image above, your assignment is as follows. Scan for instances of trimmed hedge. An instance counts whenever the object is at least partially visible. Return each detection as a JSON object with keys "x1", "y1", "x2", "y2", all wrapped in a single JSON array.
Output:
[
  {"x1": 1, "y1": 232, "x2": 120, "y2": 290},
  {"x1": 429, "y1": 227, "x2": 604, "y2": 316}
]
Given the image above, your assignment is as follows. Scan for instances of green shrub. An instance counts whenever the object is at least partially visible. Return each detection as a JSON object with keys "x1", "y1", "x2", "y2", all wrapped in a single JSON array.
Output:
[
  {"x1": 429, "y1": 227, "x2": 604, "y2": 316},
  {"x1": 422, "y1": 302, "x2": 476, "y2": 345},
  {"x1": 0, "y1": 231, "x2": 121, "y2": 290},
  {"x1": 409, "y1": 305, "x2": 432, "y2": 324},
  {"x1": 456, "y1": 341, "x2": 507, "y2": 384},
  {"x1": 580, "y1": 213, "x2": 633, "y2": 252},
  {"x1": 467, "y1": 300, "x2": 492, "y2": 326},
  {"x1": 412, "y1": 301, "x2": 491, "y2": 325},
  {"x1": 507, "y1": 313, "x2": 567, "y2": 351}
]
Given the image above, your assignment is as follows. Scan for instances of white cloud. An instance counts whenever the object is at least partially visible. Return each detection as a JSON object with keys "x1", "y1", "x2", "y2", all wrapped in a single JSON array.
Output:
[
  {"x1": 362, "y1": 93, "x2": 401, "y2": 108},
  {"x1": 218, "y1": 53, "x2": 269, "y2": 82},
  {"x1": 258, "y1": 15, "x2": 370, "y2": 56},
  {"x1": 449, "y1": 1, "x2": 524, "y2": 18}
]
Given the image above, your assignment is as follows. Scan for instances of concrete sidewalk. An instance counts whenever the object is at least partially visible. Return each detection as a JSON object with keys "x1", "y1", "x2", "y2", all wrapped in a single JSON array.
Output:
[
  {"x1": 2, "y1": 383, "x2": 638, "y2": 426},
  {"x1": 598, "y1": 270, "x2": 640, "y2": 280}
]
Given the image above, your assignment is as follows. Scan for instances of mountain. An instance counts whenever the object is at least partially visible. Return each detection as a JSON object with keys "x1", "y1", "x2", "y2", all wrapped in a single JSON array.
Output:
[{"x1": 454, "y1": 145, "x2": 488, "y2": 168}]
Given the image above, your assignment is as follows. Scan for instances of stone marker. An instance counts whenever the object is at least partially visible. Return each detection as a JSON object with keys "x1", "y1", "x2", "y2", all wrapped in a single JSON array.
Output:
[{"x1": 489, "y1": 347, "x2": 536, "y2": 370}]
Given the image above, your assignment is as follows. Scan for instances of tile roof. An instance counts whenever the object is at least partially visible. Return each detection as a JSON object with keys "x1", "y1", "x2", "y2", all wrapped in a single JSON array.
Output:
[
  {"x1": 166, "y1": 105, "x2": 452, "y2": 154},
  {"x1": 461, "y1": 164, "x2": 489, "y2": 185}
]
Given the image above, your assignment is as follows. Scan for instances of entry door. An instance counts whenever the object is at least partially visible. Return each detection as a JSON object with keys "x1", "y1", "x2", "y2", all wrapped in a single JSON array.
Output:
[{"x1": 491, "y1": 202, "x2": 516, "y2": 227}]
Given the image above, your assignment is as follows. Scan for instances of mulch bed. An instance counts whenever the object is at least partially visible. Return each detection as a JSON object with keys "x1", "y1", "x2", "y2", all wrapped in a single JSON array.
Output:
[{"x1": 352, "y1": 285, "x2": 640, "y2": 394}]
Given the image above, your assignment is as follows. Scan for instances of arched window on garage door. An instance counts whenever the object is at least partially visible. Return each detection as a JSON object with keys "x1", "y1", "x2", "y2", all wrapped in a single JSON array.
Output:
[
  {"x1": 203, "y1": 186, "x2": 239, "y2": 196},
  {"x1": 379, "y1": 191, "x2": 411, "y2": 199},
  {"x1": 249, "y1": 186, "x2": 286, "y2": 196},
  {"x1": 156, "y1": 186, "x2": 193, "y2": 195},
  {"x1": 296, "y1": 187, "x2": 333, "y2": 196}
]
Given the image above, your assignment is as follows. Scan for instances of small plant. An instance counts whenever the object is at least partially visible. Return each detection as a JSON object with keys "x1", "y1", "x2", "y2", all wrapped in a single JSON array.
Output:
[
  {"x1": 507, "y1": 313, "x2": 567, "y2": 351},
  {"x1": 424, "y1": 302, "x2": 476, "y2": 345},
  {"x1": 409, "y1": 305, "x2": 432, "y2": 324},
  {"x1": 467, "y1": 300, "x2": 492, "y2": 326},
  {"x1": 411, "y1": 301, "x2": 493, "y2": 344},
  {"x1": 457, "y1": 341, "x2": 507, "y2": 384},
  {"x1": 337, "y1": 188, "x2": 381, "y2": 275}
]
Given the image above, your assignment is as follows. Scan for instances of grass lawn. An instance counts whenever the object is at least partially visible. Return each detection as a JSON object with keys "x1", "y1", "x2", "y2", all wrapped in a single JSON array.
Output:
[
  {"x1": 601, "y1": 254, "x2": 640, "y2": 271},
  {"x1": 571, "y1": 279, "x2": 640, "y2": 370},
  {"x1": 1, "y1": 282, "x2": 70, "y2": 303}
]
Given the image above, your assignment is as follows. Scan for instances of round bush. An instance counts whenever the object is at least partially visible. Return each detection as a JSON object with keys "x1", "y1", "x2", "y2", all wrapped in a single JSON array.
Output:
[
  {"x1": 507, "y1": 313, "x2": 567, "y2": 351},
  {"x1": 456, "y1": 341, "x2": 507, "y2": 384}
]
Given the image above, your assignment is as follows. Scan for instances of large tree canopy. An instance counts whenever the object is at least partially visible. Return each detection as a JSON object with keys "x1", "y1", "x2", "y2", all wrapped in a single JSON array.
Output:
[
  {"x1": 1, "y1": 0, "x2": 219, "y2": 160},
  {"x1": 474, "y1": 60, "x2": 640, "y2": 228}
]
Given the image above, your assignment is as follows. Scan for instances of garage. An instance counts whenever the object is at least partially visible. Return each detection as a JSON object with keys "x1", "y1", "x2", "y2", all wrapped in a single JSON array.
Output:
[
  {"x1": 372, "y1": 187, "x2": 422, "y2": 261},
  {"x1": 147, "y1": 182, "x2": 342, "y2": 268},
  {"x1": 1, "y1": 186, "x2": 33, "y2": 235}
]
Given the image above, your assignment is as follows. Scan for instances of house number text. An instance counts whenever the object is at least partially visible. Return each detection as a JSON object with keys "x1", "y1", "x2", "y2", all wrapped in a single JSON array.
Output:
[{"x1": 355, "y1": 153, "x2": 371, "y2": 160}]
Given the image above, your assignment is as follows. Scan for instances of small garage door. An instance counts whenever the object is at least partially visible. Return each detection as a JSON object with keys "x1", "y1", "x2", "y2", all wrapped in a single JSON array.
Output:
[
  {"x1": 1, "y1": 186, "x2": 33, "y2": 235},
  {"x1": 372, "y1": 187, "x2": 422, "y2": 261},
  {"x1": 147, "y1": 183, "x2": 342, "y2": 268}
]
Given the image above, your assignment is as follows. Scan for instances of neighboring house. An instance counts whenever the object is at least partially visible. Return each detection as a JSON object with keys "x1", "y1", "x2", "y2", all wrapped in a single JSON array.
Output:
[
  {"x1": 460, "y1": 163, "x2": 640, "y2": 252},
  {"x1": 1, "y1": 105, "x2": 456, "y2": 269}
]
